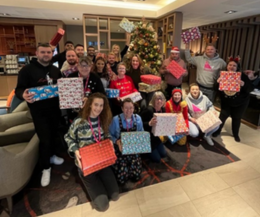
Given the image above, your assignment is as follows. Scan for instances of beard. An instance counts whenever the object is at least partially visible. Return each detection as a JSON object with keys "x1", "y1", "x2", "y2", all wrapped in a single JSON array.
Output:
[
  {"x1": 38, "y1": 57, "x2": 51, "y2": 65},
  {"x1": 68, "y1": 60, "x2": 77, "y2": 66}
]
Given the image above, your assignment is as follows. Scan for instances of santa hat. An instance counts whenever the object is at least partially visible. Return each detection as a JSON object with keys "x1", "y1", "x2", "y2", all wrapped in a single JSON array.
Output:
[
  {"x1": 171, "y1": 46, "x2": 180, "y2": 53},
  {"x1": 172, "y1": 88, "x2": 182, "y2": 96}
]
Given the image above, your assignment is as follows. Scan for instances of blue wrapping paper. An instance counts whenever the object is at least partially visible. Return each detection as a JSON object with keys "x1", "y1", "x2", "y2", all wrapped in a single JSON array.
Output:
[{"x1": 28, "y1": 85, "x2": 58, "y2": 101}]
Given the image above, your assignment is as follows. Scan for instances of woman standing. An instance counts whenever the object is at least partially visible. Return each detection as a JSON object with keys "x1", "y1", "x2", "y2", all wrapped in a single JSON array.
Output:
[
  {"x1": 111, "y1": 32, "x2": 131, "y2": 63},
  {"x1": 140, "y1": 91, "x2": 167, "y2": 162},
  {"x1": 92, "y1": 57, "x2": 110, "y2": 89},
  {"x1": 67, "y1": 56, "x2": 106, "y2": 121},
  {"x1": 126, "y1": 54, "x2": 151, "y2": 109},
  {"x1": 185, "y1": 83, "x2": 219, "y2": 146},
  {"x1": 65, "y1": 93, "x2": 119, "y2": 212},
  {"x1": 212, "y1": 60, "x2": 254, "y2": 142},
  {"x1": 109, "y1": 98, "x2": 143, "y2": 184},
  {"x1": 165, "y1": 88, "x2": 189, "y2": 145}
]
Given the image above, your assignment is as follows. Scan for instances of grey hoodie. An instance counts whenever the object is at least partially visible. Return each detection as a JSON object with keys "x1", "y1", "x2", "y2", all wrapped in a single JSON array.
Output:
[
  {"x1": 185, "y1": 50, "x2": 226, "y2": 88},
  {"x1": 185, "y1": 91, "x2": 215, "y2": 119}
]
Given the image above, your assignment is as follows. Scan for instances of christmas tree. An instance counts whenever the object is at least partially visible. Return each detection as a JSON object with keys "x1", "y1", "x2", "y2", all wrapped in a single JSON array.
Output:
[{"x1": 129, "y1": 18, "x2": 162, "y2": 75}]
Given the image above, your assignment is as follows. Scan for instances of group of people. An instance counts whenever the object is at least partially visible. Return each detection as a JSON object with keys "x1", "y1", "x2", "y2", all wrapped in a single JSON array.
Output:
[{"x1": 14, "y1": 37, "x2": 258, "y2": 212}]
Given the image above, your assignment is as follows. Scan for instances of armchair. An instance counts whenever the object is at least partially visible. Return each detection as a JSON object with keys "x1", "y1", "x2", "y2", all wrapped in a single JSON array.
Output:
[{"x1": 0, "y1": 134, "x2": 39, "y2": 213}]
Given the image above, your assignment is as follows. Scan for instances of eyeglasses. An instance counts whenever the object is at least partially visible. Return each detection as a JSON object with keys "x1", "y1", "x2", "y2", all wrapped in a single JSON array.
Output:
[{"x1": 79, "y1": 64, "x2": 90, "y2": 68}]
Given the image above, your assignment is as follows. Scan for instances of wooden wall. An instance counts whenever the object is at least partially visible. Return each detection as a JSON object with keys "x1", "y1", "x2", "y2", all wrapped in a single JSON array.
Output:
[{"x1": 185, "y1": 15, "x2": 260, "y2": 71}]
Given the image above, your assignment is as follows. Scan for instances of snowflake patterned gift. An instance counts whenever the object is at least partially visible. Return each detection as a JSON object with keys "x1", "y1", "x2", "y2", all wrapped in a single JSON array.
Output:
[
  {"x1": 140, "y1": 75, "x2": 162, "y2": 85},
  {"x1": 58, "y1": 77, "x2": 84, "y2": 109},
  {"x1": 28, "y1": 85, "x2": 58, "y2": 101},
  {"x1": 219, "y1": 71, "x2": 241, "y2": 92},
  {"x1": 105, "y1": 88, "x2": 120, "y2": 98},
  {"x1": 120, "y1": 92, "x2": 142, "y2": 103},
  {"x1": 152, "y1": 113, "x2": 177, "y2": 136},
  {"x1": 166, "y1": 59, "x2": 186, "y2": 79},
  {"x1": 181, "y1": 27, "x2": 201, "y2": 44},
  {"x1": 175, "y1": 113, "x2": 189, "y2": 135},
  {"x1": 121, "y1": 131, "x2": 151, "y2": 155},
  {"x1": 196, "y1": 110, "x2": 222, "y2": 134},
  {"x1": 138, "y1": 82, "x2": 161, "y2": 93},
  {"x1": 119, "y1": 18, "x2": 135, "y2": 33}
]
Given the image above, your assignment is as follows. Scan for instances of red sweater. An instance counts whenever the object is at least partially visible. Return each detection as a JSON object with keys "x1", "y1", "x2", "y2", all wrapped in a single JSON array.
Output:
[
  {"x1": 109, "y1": 75, "x2": 138, "y2": 97},
  {"x1": 165, "y1": 98, "x2": 189, "y2": 127}
]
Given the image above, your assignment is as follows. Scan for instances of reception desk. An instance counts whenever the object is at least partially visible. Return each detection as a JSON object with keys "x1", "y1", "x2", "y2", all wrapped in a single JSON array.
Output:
[{"x1": 0, "y1": 74, "x2": 18, "y2": 97}]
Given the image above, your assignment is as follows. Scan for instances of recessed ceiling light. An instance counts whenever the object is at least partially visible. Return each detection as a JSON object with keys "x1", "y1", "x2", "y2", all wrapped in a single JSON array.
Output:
[
  {"x1": 0, "y1": 13, "x2": 10, "y2": 16},
  {"x1": 72, "y1": 17, "x2": 80, "y2": 20},
  {"x1": 138, "y1": 0, "x2": 145, "y2": 1},
  {"x1": 225, "y1": 10, "x2": 237, "y2": 14},
  {"x1": 117, "y1": 29, "x2": 121, "y2": 32}
]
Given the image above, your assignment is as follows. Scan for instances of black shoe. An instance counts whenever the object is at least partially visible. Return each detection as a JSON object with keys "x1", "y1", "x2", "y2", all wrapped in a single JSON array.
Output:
[
  {"x1": 212, "y1": 131, "x2": 220, "y2": 137},
  {"x1": 234, "y1": 136, "x2": 241, "y2": 142}
]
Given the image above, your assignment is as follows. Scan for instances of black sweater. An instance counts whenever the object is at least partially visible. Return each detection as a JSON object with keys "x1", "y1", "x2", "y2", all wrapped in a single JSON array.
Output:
[
  {"x1": 220, "y1": 73, "x2": 255, "y2": 107},
  {"x1": 15, "y1": 59, "x2": 61, "y2": 111},
  {"x1": 68, "y1": 71, "x2": 106, "y2": 96},
  {"x1": 140, "y1": 106, "x2": 165, "y2": 150}
]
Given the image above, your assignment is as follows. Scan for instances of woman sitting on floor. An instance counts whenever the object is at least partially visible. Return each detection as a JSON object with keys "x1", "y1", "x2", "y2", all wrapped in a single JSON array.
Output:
[
  {"x1": 65, "y1": 93, "x2": 119, "y2": 212},
  {"x1": 140, "y1": 91, "x2": 167, "y2": 163},
  {"x1": 165, "y1": 88, "x2": 189, "y2": 145},
  {"x1": 109, "y1": 98, "x2": 143, "y2": 185},
  {"x1": 185, "y1": 83, "x2": 219, "y2": 146}
]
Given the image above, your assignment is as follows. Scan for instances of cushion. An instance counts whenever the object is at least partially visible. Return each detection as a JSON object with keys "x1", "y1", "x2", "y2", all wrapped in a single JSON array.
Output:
[{"x1": 3, "y1": 142, "x2": 27, "y2": 154}]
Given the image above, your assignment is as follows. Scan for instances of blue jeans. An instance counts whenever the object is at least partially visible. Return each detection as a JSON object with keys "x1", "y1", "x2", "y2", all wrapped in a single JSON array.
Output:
[
  {"x1": 189, "y1": 121, "x2": 219, "y2": 137},
  {"x1": 149, "y1": 143, "x2": 167, "y2": 163}
]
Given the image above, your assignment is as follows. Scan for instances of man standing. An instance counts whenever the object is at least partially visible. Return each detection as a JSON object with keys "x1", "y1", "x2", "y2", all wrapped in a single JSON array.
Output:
[
  {"x1": 185, "y1": 43, "x2": 226, "y2": 102},
  {"x1": 75, "y1": 44, "x2": 84, "y2": 58},
  {"x1": 160, "y1": 46, "x2": 188, "y2": 100},
  {"x1": 15, "y1": 43, "x2": 63, "y2": 187},
  {"x1": 107, "y1": 52, "x2": 118, "y2": 74},
  {"x1": 61, "y1": 49, "x2": 78, "y2": 77},
  {"x1": 87, "y1": 46, "x2": 96, "y2": 62},
  {"x1": 52, "y1": 41, "x2": 74, "y2": 69}
]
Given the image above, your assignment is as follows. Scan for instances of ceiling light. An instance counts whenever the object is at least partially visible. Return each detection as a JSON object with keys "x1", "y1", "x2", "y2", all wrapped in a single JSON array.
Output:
[
  {"x1": 0, "y1": 13, "x2": 10, "y2": 16},
  {"x1": 225, "y1": 10, "x2": 237, "y2": 14},
  {"x1": 117, "y1": 29, "x2": 121, "y2": 32},
  {"x1": 72, "y1": 17, "x2": 80, "y2": 20}
]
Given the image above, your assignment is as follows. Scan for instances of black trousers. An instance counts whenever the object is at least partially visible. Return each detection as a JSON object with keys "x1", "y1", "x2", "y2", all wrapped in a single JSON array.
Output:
[
  {"x1": 218, "y1": 99, "x2": 249, "y2": 137},
  {"x1": 30, "y1": 108, "x2": 61, "y2": 170},
  {"x1": 78, "y1": 167, "x2": 119, "y2": 212},
  {"x1": 165, "y1": 84, "x2": 182, "y2": 100}
]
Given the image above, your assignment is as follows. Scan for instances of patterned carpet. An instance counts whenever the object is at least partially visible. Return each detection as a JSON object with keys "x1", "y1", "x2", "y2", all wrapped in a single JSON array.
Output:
[{"x1": 1, "y1": 137, "x2": 239, "y2": 217}]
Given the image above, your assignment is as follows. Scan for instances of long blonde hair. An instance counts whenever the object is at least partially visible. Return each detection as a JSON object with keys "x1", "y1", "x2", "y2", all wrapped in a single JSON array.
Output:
[{"x1": 111, "y1": 44, "x2": 121, "y2": 62}]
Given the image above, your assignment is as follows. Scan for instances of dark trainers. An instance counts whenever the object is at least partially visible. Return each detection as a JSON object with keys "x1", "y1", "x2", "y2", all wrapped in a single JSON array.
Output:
[
  {"x1": 212, "y1": 131, "x2": 220, "y2": 137},
  {"x1": 234, "y1": 136, "x2": 241, "y2": 142}
]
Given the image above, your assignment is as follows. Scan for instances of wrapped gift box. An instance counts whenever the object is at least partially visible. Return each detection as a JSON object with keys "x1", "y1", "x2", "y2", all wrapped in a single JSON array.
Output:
[
  {"x1": 28, "y1": 85, "x2": 58, "y2": 101},
  {"x1": 219, "y1": 71, "x2": 241, "y2": 92},
  {"x1": 152, "y1": 113, "x2": 177, "y2": 136},
  {"x1": 166, "y1": 60, "x2": 186, "y2": 79},
  {"x1": 79, "y1": 139, "x2": 117, "y2": 176},
  {"x1": 58, "y1": 77, "x2": 84, "y2": 109},
  {"x1": 168, "y1": 135, "x2": 185, "y2": 144},
  {"x1": 140, "y1": 75, "x2": 161, "y2": 85},
  {"x1": 119, "y1": 18, "x2": 135, "y2": 33},
  {"x1": 196, "y1": 110, "x2": 222, "y2": 134},
  {"x1": 138, "y1": 82, "x2": 161, "y2": 93},
  {"x1": 175, "y1": 113, "x2": 189, "y2": 135},
  {"x1": 121, "y1": 131, "x2": 151, "y2": 155},
  {"x1": 50, "y1": 28, "x2": 65, "y2": 47},
  {"x1": 105, "y1": 88, "x2": 120, "y2": 98},
  {"x1": 120, "y1": 92, "x2": 142, "y2": 103},
  {"x1": 181, "y1": 27, "x2": 201, "y2": 44}
]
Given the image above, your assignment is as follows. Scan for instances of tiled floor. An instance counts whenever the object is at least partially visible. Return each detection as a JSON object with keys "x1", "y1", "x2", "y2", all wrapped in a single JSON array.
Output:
[{"x1": 35, "y1": 118, "x2": 260, "y2": 217}]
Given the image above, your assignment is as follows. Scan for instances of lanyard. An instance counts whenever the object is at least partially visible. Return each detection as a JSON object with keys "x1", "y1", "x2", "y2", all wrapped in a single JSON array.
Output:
[
  {"x1": 124, "y1": 116, "x2": 133, "y2": 132},
  {"x1": 88, "y1": 117, "x2": 101, "y2": 143},
  {"x1": 79, "y1": 73, "x2": 90, "y2": 94}
]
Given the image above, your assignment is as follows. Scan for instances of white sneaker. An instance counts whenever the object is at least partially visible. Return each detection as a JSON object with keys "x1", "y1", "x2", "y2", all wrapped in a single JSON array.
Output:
[
  {"x1": 41, "y1": 168, "x2": 51, "y2": 187},
  {"x1": 204, "y1": 136, "x2": 214, "y2": 146},
  {"x1": 50, "y1": 155, "x2": 64, "y2": 165}
]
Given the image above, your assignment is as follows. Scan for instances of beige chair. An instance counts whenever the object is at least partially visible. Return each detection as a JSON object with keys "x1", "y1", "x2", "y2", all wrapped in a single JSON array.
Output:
[
  {"x1": 0, "y1": 134, "x2": 39, "y2": 213},
  {"x1": 0, "y1": 110, "x2": 35, "y2": 146}
]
